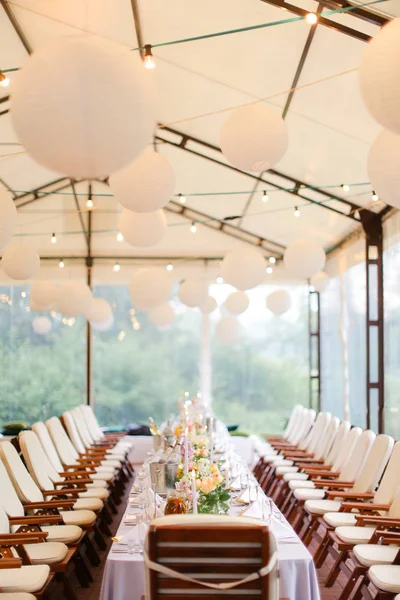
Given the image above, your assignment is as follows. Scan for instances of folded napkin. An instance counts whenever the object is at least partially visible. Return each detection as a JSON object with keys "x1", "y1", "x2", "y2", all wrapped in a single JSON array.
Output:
[
  {"x1": 236, "y1": 488, "x2": 250, "y2": 504},
  {"x1": 229, "y1": 477, "x2": 241, "y2": 491}
]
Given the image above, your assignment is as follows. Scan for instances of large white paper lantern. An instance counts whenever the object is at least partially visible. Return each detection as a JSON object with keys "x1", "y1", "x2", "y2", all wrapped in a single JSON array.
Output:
[
  {"x1": 1, "y1": 245, "x2": 40, "y2": 280},
  {"x1": 284, "y1": 239, "x2": 325, "y2": 279},
  {"x1": 110, "y1": 149, "x2": 175, "y2": 212},
  {"x1": 178, "y1": 279, "x2": 208, "y2": 308},
  {"x1": 119, "y1": 208, "x2": 167, "y2": 247},
  {"x1": 359, "y1": 18, "x2": 400, "y2": 135},
  {"x1": 368, "y1": 129, "x2": 400, "y2": 209},
  {"x1": 149, "y1": 303, "x2": 175, "y2": 328},
  {"x1": 54, "y1": 281, "x2": 92, "y2": 317},
  {"x1": 310, "y1": 272, "x2": 330, "y2": 293},
  {"x1": 220, "y1": 105, "x2": 288, "y2": 172},
  {"x1": 11, "y1": 35, "x2": 156, "y2": 179},
  {"x1": 85, "y1": 298, "x2": 112, "y2": 323},
  {"x1": 266, "y1": 290, "x2": 291, "y2": 316},
  {"x1": 129, "y1": 268, "x2": 172, "y2": 310},
  {"x1": 216, "y1": 316, "x2": 241, "y2": 345},
  {"x1": 0, "y1": 187, "x2": 17, "y2": 251},
  {"x1": 33, "y1": 316, "x2": 52, "y2": 335},
  {"x1": 221, "y1": 247, "x2": 266, "y2": 291},
  {"x1": 91, "y1": 315, "x2": 114, "y2": 332},
  {"x1": 30, "y1": 280, "x2": 58, "y2": 311},
  {"x1": 200, "y1": 296, "x2": 217, "y2": 314},
  {"x1": 225, "y1": 291, "x2": 249, "y2": 315}
]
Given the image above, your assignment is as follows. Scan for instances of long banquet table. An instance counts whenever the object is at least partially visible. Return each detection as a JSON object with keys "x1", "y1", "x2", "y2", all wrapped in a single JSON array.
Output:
[{"x1": 100, "y1": 440, "x2": 320, "y2": 600}]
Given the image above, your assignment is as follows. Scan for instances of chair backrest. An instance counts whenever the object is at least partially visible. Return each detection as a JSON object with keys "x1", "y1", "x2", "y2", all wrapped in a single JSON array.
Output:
[
  {"x1": 284, "y1": 405, "x2": 303, "y2": 442},
  {"x1": 326, "y1": 421, "x2": 351, "y2": 467},
  {"x1": 388, "y1": 489, "x2": 400, "y2": 518},
  {"x1": 295, "y1": 409, "x2": 316, "y2": 448},
  {"x1": 70, "y1": 408, "x2": 95, "y2": 449},
  {"x1": 339, "y1": 429, "x2": 375, "y2": 481},
  {"x1": 306, "y1": 412, "x2": 331, "y2": 455},
  {"x1": 19, "y1": 431, "x2": 58, "y2": 492},
  {"x1": 80, "y1": 405, "x2": 104, "y2": 441},
  {"x1": 332, "y1": 426, "x2": 362, "y2": 472},
  {"x1": 0, "y1": 458, "x2": 25, "y2": 518},
  {"x1": 353, "y1": 434, "x2": 394, "y2": 493},
  {"x1": 0, "y1": 505, "x2": 11, "y2": 535},
  {"x1": 32, "y1": 421, "x2": 64, "y2": 474},
  {"x1": 62, "y1": 411, "x2": 87, "y2": 454},
  {"x1": 0, "y1": 442, "x2": 44, "y2": 503},
  {"x1": 145, "y1": 515, "x2": 279, "y2": 600},
  {"x1": 374, "y1": 442, "x2": 400, "y2": 505},
  {"x1": 45, "y1": 417, "x2": 80, "y2": 466},
  {"x1": 315, "y1": 416, "x2": 340, "y2": 461}
]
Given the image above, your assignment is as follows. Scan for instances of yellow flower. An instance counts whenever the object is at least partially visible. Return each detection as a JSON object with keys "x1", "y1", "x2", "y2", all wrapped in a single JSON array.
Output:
[{"x1": 201, "y1": 476, "x2": 217, "y2": 494}]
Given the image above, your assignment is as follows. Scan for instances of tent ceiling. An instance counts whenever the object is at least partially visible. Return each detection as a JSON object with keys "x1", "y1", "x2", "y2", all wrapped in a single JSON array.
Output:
[{"x1": 0, "y1": 0, "x2": 393, "y2": 281}]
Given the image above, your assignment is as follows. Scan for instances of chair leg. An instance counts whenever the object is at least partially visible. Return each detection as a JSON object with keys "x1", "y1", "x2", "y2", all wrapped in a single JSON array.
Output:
[
  {"x1": 314, "y1": 527, "x2": 330, "y2": 567},
  {"x1": 338, "y1": 568, "x2": 366, "y2": 600},
  {"x1": 325, "y1": 549, "x2": 348, "y2": 587},
  {"x1": 303, "y1": 517, "x2": 319, "y2": 547},
  {"x1": 74, "y1": 552, "x2": 91, "y2": 588},
  {"x1": 56, "y1": 572, "x2": 79, "y2": 600},
  {"x1": 280, "y1": 488, "x2": 293, "y2": 515},
  {"x1": 92, "y1": 523, "x2": 107, "y2": 551}
]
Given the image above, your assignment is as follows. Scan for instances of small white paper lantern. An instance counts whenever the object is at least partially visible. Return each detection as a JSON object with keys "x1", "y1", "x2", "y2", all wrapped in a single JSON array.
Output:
[
  {"x1": 1, "y1": 245, "x2": 40, "y2": 280},
  {"x1": 216, "y1": 316, "x2": 241, "y2": 345},
  {"x1": 33, "y1": 316, "x2": 52, "y2": 335},
  {"x1": 200, "y1": 295, "x2": 217, "y2": 314},
  {"x1": 178, "y1": 279, "x2": 208, "y2": 308},
  {"x1": 266, "y1": 290, "x2": 291, "y2": 316},
  {"x1": 220, "y1": 104, "x2": 288, "y2": 172},
  {"x1": 110, "y1": 148, "x2": 175, "y2": 213},
  {"x1": 284, "y1": 239, "x2": 325, "y2": 279},
  {"x1": 30, "y1": 280, "x2": 58, "y2": 311},
  {"x1": 225, "y1": 290, "x2": 249, "y2": 315},
  {"x1": 310, "y1": 272, "x2": 330, "y2": 293},
  {"x1": 54, "y1": 281, "x2": 92, "y2": 317},
  {"x1": 85, "y1": 298, "x2": 112, "y2": 323},
  {"x1": 129, "y1": 268, "x2": 172, "y2": 310},
  {"x1": 0, "y1": 187, "x2": 17, "y2": 251},
  {"x1": 368, "y1": 129, "x2": 400, "y2": 209},
  {"x1": 119, "y1": 208, "x2": 167, "y2": 247},
  {"x1": 11, "y1": 35, "x2": 156, "y2": 179},
  {"x1": 149, "y1": 303, "x2": 175, "y2": 328},
  {"x1": 359, "y1": 18, "x2": 400, "y2": 135},
  {"x1": 221, "y1": 247, "x2": 266, "y2": 291},
  {"x1": 91, "y1": 315, "x2": 114, "y2": 332}
]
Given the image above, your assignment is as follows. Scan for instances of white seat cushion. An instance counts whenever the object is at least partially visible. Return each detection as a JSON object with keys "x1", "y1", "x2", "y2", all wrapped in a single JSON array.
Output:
[
  {"x1": 283, "y1": 472, "x2": 309, "y2": 482},
  {"x1": 87, "y1": 479, "x2": 108, "y2": 488},
  {"x1": 304, "y1": 499, "x2": 342, "y2": 515},
  {"x1": 92, "y1": 470, "x2": 114, "y2": 482},
  {"x1": 369, "y1": 565, "x2": 400, "y2": 593},
  {"x1": 275, "y1": 466, "x2": 298, "y2": 475},
  {"x1": 335, "y1": 526, "x2": 375, "y2": 545},
  {"x1": 0, "y1": 565, "x2": 50, "y2": 593},
  {"x1": 101, "y1": 459, "x2": 121, "y2": 469},
  {"x1": 273, "y1": 460, "x2": 294, "y2": 467},
  {"x1": 353, "y1": 544, "x2": 400, "y2": 567},
  {"x1": 25, "y1": 542, "x2": 68, "y2": 565},
  {"x1": 323, "y1": 512, "x2": 357, "y2": 527},
  {"x1": 0, "y1": 594, "x2": 36, "y2": 599},
  {"x1": 60, "y1": 509, "x2": 96, "y2": 526},
  {"x1": 78, "y1": 487, "x2": 109, "y2": 500},
  {"x1": 73, "y1": 497, "x2": 103, "y2": 511},
  {"x1": 289, "y1": 480, "x2": 315, "y2": 490},
  {"x1": 294, "y1": 488, "x2": 326, "y2": 501},
  {"x1": 41, "y1": 524, "x2": 82, "y2": 544}
]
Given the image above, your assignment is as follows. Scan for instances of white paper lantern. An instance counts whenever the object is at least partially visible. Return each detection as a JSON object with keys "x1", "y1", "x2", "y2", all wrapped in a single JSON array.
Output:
[
  {"x1": 310, "y1": 272, "x2": 330, "y2": 293},
  {"x1": 200, "y1": 296, "x2": 218, "y2": 314},
  {"x1": 110, "y1": 149, "x2": 175, "y2": 213},
  {"x1": 149, "y1": 303, "x2": 175, "y2": 328},
  {"x1": 54, "y1": 281, "x2": 92, "y2": 317},
  {"x1": 91, "y1": 315, "x2": 114, "y2": 332},
  {"x1": 85, "y1": 298, "x2": 112, "y2": 323},
  {"x1": 220, "y1": 104, "x2": 288, "y2": 172},
  {"x1": 368, "y1": 129, "x2": 400, "y2": 209},
  {"x1": 32, "y1": 316, "x2": 52, "y2": 335},
  {"x1": 216, "y1": 316, "x2": 241, "y2": 345},
  {"x1": 1, "y1": 245, "x2": 40, "y2": 280},
  {"x1": 266, "y1": 290, "x2": 291, "y2": 316},
  {"x1": 119, "y1": 208, "x2": 167, "y2": 247},
  {"x1": 284, "y1": 239, "x2": 325, "y2": 279},
  {"x1": 129, "y1": 268, "x2": 172, "y2": 311},
  {"x1": 0, "y1": 187, "x2": 18, "y2": 251},
  {"x1": 224, "y1": 291, "x2": 249, "y2": 315},
  {"x1": 11, "y1": 35, "x2": 156, "y2": 179},
  {"x1": 359, "y1": 18, "x2": 400, "y2": 135},
  {"x1": 30, "y1": 280, "x2": 58, "y2": 311},
  {"x1": 178, "y1": 279, "x2": 208, "y2": 308},
  {"x1": 221, "y1": 247, "x2": 266, "y2": 291}
]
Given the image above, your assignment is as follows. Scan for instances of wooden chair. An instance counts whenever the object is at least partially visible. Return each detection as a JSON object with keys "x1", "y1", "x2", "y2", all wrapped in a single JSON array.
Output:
[
  {"x1": 0, "y1": 553, "x2": 51, "y2": 599},
  {"x1": 144, "y1": 515, "x2": 279, "y2": 600}
]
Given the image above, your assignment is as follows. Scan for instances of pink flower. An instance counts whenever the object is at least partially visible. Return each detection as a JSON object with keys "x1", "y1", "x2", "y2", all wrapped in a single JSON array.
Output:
[{"x1": 200, "y1": 476, "x2": 216, "y2": 494}]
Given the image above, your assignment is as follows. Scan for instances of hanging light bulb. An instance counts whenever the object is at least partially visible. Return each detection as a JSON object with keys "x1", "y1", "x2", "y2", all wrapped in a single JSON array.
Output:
[
  {"x1": 0, "y1": 71, "x2": 9, "y2": 88},
  {"x1": 190, "y1": 222, "x2": 197, "y2": 233},
  {"x1": 372, "y1": 191, "x2": 379, "y2": 202},
  {"x1": 178, "y1": 193, "x2": 186, "y2": 204},
  {"x1": 86, "y1": 198, "x2": 94, "y2": 209},
  {"x1": 262, "y1": 190, "x2": 268, "y2": 203},
  {"x1": 269, "y1": 256, "x2": 276, "y2": 264},
  {"x1": 143, "y1": 44, "x2": 155, "y2": 69},
  {"x1": 21, "y1": 290, "x2": 27, "y2": 298},
  {"x1": 113, "y1": 262, "x2": 120, "y2": 272},
  {"x1": 166, "y1": 263, "x2": 173, "y2": 271},
  {"x1": 341, "y1": 183, "x2": 350, "y2": 193},
  {"x1": 117, "y1": 231, "x2": 124, "y2": 242},
  {"x1": 266, "y1": 266, "x2": 273, "y2": 274},
  {"x1": 216, "y1": 276, "x2": 223, "y2": 284},
  {"x1": 59, "y1": 259, "x2": 65, "y2": 268},
  {"x1": 294, "y1": 206, "x2": 300, "y2": 217},
  {"x1": 51, "y1": 232, "x2": 57, "y2": 244},
  {"x1": 306, "y1": 12, "x2": 318, "y2": 24}
]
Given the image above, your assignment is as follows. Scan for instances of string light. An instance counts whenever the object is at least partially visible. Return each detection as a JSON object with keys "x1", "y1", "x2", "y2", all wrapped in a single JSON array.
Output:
[
  {"x1": 294, "y1": 206, "x2": 300, "y2": 217},
  {"x1": 262, "y1": 190, "x2": 268, "y2": 203},
  {"x1": 266, "y1": 266, "x2": 273, "y2": 274},
  {"x1": 86, "y1": 199, "x2": 94, "y2": 209},
  {"x1": 178, "y1": 193, "x2": 186, "y2": 204},
  {"x1": 0, "y1": 71, "x2": 9, "y2": 88},
  {"x1": 190, "y1": 222, "x2": 197, "y2": 233},
  {"x1": 372, "y1": 191, "x2": 379, "y2": 202},
  {"x1": 306, "y1": 12, "x2": 318, "y2": 24},
  {"x1": 117, "y1": 232, "x2": 123, "y2": 242},
  {"x1": 166, "y1": 263, "x2": 173, "y2": 271},
  {"x1": 59, "y1": 259, "x2": 65, "y2": 268},
  {"x1": 269, "y1": 256, "x2": 276, "y2": 264},
  {"x1": 341, "y1": 184, "x2": 350, "y2": 193},
  {"x1": 113, "y1": 262, "x2": 120, "y2": 272},
  {"x1": 143, "y1": 44, "x2": 155, "y2": 69},
  {"x1": 51, "y1": 232, "x2": 57, "y2": 244},
  {"x1": 118, "y1": 330, "x2": 126, "y2": 341},
  {"x1": 216, "y1": 276, "x2": 223, "y2": 284},
  {"x1": 21, "y1": 291, "x2": 26, "y2": 298}
]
